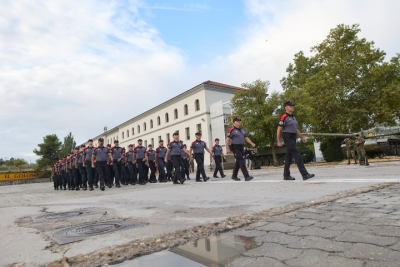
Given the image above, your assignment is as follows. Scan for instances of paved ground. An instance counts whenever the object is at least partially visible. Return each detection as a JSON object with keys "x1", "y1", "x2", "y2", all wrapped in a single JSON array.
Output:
[{"x1": 0, "y1": 161, "x2": 399, "y2": 266}]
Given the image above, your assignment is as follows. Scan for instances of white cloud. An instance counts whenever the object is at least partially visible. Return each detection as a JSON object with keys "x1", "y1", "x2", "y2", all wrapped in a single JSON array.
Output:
[{"x1": 200, "y1": 0, "x2": 400, "y2": 91}]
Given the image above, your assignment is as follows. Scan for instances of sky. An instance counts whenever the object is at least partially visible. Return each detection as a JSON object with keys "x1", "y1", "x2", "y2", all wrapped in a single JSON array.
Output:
[{"x1": 1, "y1": 0, "x2": 400, "y2": 163}]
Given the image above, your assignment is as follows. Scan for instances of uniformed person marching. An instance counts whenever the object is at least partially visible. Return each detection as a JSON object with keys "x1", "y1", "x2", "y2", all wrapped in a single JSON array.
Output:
[
  {"x1": 146, "y1": 144, "x2": 157, "y2": 183},
  {"x1": 190, "y1": 132, "x2": 212, "y2": 182},
  {"x1": 133, "y1": 139, "x2": 147, "y2": 185},
  {"x1": 51, "y1": 162, "x2": 59, "y2": 190},
  {"x1": 225, "y1": 117, "x2": 255, "y2": 181},
  {"x1": 155, "y1": 140, "x2": 167, "y2": 183},
  {"x1": 165, "y1": 132, "x2": 191, "y2": 184},
  {"x1": 212, "y1": 138, "x2": 226, "y2": 178},
  {"x1": 277, "y1": 101, "x2": 315, "y2": 180},
  {"x1": 106, "y1": 144, "x2": 114, "y2": 188},
  {"x1": 126, "y1": 144, "x2": 137, "y2": 185},
  {"x1": 77, "y1": 144, "x2": 88, "y2": 190},
  {"x1": 120, "y1": 147, "x2": 128, "y2": 185},
  {"x1": 181, "y1": 144, "x2": 191, "y2": 180},
  {"x1": 355, "y1": 134, "x2": 369, "y2": 166},
  {"x1": 59, "y1": 157, "x2": 67, "y2": 190},
  {"x1": 83, "y1": 139, "x2": 96, "y2": 190},
  {"x1": 91, "y1": 138, "x2": 109, "y2": 191},
  {"x1": 110, "y1": 140, "x2": 123, "y2": 188},
  {"x1": 71, "y1": 147, "x2": 80, "y2": 191},
  {"x1": 342, "y1": 136, "x2": 357, "y2": 165}
]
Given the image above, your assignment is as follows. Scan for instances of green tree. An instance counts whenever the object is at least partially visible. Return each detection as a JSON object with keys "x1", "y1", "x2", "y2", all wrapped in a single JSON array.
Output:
[
  {"x1": 320, "y1": 138, "x2": 344, "y2": 162},
  {"x1": 12, "y1": 158, "x2": 28, "y2": 171},
  {"x1": 33, "y1": 134, "x2": 62, "y2": 170},
  {"x1": 281, "y1": 24, "x2": 400, "y2": 134},
  {"x1": 59, "y1": 132, "x2": 76, "y2": 158},
  {"x1": 230, "y1": 79, "x2": 282, "y2": 165}
]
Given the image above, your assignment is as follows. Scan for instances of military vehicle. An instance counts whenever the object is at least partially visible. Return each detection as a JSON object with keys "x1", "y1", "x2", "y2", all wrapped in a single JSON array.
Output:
[{"x1": 303, "y1": 125, "x2": 400, "y2": 157}]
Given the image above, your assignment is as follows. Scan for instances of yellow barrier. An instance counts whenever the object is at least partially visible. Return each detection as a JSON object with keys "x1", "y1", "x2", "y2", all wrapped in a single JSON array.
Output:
[{"x1": 0, "y1": 172, "x2": 45, "y2": 182}]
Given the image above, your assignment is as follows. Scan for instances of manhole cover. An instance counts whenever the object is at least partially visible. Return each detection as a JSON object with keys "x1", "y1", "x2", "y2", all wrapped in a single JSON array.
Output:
[
  {"x1": 31, "y1": 210, "x2": 95, "y2": 223},
  {"x1": 46, "y1": 220, "x2": 142, "y2": 245}
]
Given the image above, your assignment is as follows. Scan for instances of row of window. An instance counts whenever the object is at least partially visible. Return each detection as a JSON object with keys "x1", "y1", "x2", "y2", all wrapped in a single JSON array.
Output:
[{"x1": 120, "y1": 99, "x2": 201, "y2": 139}]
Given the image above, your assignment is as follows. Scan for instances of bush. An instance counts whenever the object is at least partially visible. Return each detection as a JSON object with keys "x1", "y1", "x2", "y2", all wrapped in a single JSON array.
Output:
[
  {"x1": 320, "y1": 138, "x2": 344, "y2": 162},
  {"x1": 297, "y1": 139, "x2": 315, "y2": 163}
]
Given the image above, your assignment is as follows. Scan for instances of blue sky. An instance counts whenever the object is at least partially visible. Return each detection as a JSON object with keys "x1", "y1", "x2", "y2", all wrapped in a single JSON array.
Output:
[{"x1": 1, "y1": 0, "x2": 400, "y2": 162}]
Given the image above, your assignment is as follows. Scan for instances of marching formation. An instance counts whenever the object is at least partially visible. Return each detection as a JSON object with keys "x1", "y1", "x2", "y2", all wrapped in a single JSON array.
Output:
[{"x1": 50, "y1": 131, "x2": 231, "y2": 191}]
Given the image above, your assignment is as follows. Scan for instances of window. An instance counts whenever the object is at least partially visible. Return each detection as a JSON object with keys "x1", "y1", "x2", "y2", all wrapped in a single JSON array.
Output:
[
  {"x1": 185, "y1": 127, "x2": 190, "y2": 140},
  {"x1": 122, "y1": 132, "x2": 124, "y2": 139},
  {"x1": 158, "y1": 136, "x2": 161, "y2": 142},
  {"x1": 127, "y1": 130, "x2": 129, "y2": 138},
  {"x1": 150, "y1": 119, "x2": 153, "y2": 129},
  {"x1": 184, "y1": 104, "x2": 188, "y2": 115},
  {"x1": 157, "y1": 116, "x2": 161, "y2": 126},
  {"x1": 195, "y1": 99, "x2": 200, "y2": 111},
  {"x1": 166, "y1": 133, "x2": 170, "y2": 142},
  {"x1": 144, "y1": 140, "x2": 147, "y2": 148},
  {"x1": 144, "y1": 122, "x2": 147, "y2": 131},
  {"x1": 151, "y1": 138, "x2": 154, "y2": 146},
  {"x1": 137, "y1": 125, "x2": 140, "y2": 133},
  {"x1": 165, "y1": 113, "x2": 169, "y2": 123},
  {"x1": 132, "y1": 127, "x2": 135, "y2": 136},
  {"x1": 196, "y1": 123, "x2": 202, "y2": 134},
  {"x1": 174, "y1": 108, "x2": 178, "y2": 119}
]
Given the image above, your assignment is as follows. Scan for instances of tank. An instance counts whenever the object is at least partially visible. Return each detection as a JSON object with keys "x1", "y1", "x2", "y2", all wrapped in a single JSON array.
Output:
[{"x1": 303, "y1": 125, "x2": 400, "y2": 156}]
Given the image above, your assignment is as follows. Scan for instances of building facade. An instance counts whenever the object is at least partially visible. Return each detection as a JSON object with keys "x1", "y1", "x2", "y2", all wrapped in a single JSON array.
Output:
[{"x1": 88, "y1": 81, "x2": 243, "y2": 166}]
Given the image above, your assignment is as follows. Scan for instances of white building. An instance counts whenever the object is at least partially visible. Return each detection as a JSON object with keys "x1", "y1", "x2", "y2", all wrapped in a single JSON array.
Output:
[{"x1": 88, "y1": 81, "x2": 244, "y2": 166}]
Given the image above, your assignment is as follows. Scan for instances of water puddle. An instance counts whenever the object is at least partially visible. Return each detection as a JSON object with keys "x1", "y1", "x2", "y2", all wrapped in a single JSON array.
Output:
[{"x1": 113, "y1": 232, "x2": 260, "y2": 267}]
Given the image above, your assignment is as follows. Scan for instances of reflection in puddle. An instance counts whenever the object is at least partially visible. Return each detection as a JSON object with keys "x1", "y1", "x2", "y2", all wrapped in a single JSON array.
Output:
[{"x1": 113, "y1": 233, "x2": 260, "y2": 267}]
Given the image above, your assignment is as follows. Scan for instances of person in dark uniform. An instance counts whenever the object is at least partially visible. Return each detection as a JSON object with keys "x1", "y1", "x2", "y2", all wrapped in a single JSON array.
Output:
[
  {"x1": 133, "y1": 139, "x2": 147, "y2": 185},
  {"x1": 277, "y1": 101, "x2": 315, "y2": 180},
  {"x1": 66, "y1": 152, "x2": 75, "y2": 190},
  {"x1": 59, "y1": 157, "x2": 67, "y2": 190},
  {"x1": 190, "y1": 132, "x2": 212, "y2": 182},
  {"x1": 145, "y1": 144, "x2": 157, "y2": 183},
  {"x1": 181, "y1": 144, "x2": 191, "y2": 180},
  {"x1": 155, "y1": 140, "x2": 167, "y2": 183},
  {"x1": 106, "y1": 144, "x2": 114, "y2": 187},
  {"x1": 51, "y1": 162, "x2": 59, "y2": 190},
  {"x1": 225, "y1": 117, "x2": 255, "y2": 181},
  {"x1": 83, "y1": 139, "x2": 96, "y2": 190},
  {"x1": 77, "y1": 144, "x2": 87, "y2": 190},
  {"x1": 91, "y1": 137, "x2": 109, "y2": 191},
  {"x1": 166, "y1": 151, "x2": 173, "y2": 182},
  {"x1": 212, "y1": 138, "x2": 226, "y2": 178},
  {"x1": 110, "y1": 140, "x2": 123, "y2": 188},
  {"x1": 71, "y1": 147, "x2": 80, "y2": 191},
  {"x1": 126, "y1": 144, "x2": 137, "y2": 185},
  {"x1": 120, "y1": 147, "x2": 128, "y2": 185},
  {"x1": 165, "y1": 132, "x2": 191, "y2": 184}
]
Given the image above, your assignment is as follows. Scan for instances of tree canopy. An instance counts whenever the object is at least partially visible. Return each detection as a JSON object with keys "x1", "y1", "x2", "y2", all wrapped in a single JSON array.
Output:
[
  {"x1": 59, "y1": 132, "x2": 76, "y2": 158},
  {"x1": 33, "y1": 134, "x2": 62, "y2": 170}
]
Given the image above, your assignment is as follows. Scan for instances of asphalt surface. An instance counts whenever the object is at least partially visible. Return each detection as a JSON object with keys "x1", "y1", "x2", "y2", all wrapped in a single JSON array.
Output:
[{"x1": 0, "y1": 161, "x2": 399, "y2": 266}]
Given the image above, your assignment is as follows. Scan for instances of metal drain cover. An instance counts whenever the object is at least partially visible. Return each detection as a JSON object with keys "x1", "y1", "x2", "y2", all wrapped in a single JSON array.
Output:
[
  {"x1": 45, "y1": 220, "x2": 142, "y2": 245},
  {"x1": 31, "y1": 210, "x2": 95, "y2": 223}
]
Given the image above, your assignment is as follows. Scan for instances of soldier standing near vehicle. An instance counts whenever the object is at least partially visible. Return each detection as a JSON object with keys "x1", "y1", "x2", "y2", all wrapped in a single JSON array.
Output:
[
  {"x1": 212, "y1": 138, "x2": 226, "y2": 178},
  {"x1": 190, "y1": 132, "x2": 212, "y2": 182},
  {"x1": 277, "y1": 101, "x2": 315, "y2": 181},
  {"x1": 155, "y1": 140, "x2": 167, "y2": 183},
  {"x1": 355, "y1": 134, "x2": 369, "y2": 166},
  {"x1": 226, "y1": 117, "x2": 255, "y2": 181},
  {"x1": 91, "y1": 138, "x2": 109, "y2": 191},
  {"x1": 342, "y1": 136, "x2": 358, "y2": 165}
]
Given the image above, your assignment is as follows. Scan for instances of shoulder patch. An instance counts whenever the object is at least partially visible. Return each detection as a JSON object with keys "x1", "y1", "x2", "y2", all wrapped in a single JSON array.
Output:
[
  {"x1": 228, "y1": 127, "x2": 235, "y2": 133},
  {"x1": 280, "y1": 113, "x2": 288, "y2": 122}
]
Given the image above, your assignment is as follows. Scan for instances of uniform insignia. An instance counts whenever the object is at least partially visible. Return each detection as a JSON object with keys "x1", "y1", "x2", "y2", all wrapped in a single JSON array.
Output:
[
  {"x1": 288, "y1": 118, "x2": 292, "y2": 121},
  {"x1": 278, "y1": 121, "x2": 284, "y2": 126}
]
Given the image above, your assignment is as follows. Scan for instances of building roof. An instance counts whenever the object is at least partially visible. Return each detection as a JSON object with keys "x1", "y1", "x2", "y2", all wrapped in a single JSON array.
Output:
[{"x1": 202, "y1": 80, "x2": 245, "y2": 91}]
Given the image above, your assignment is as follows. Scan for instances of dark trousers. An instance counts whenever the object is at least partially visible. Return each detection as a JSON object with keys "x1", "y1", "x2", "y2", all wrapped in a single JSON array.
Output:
[
  {"x1": 283, "y1": 133, "x2": 308, "y2": 177},
  {"x1": 172, "y1": 155, "x2": 184, "y2": 182},
  {"x1": 61, "y1": 170, "x2": 67, "y2": 188},
  {"x1": 73, "y1": 167, "x2": 80, "y2": 188},
  {"x1": 149, "y1": 161, "x2": 156, "y2": 182},
  {"x1": 128, "y1": 162, "x2": 137, "y2": 184},
  {"x1": 231, "y1": 144, "x2": 249, "y2": 178},
  {"x1": 107, "y1": 164, "x2": 114, "y2": 185},
  {"x1": 182, "y1": 158, "x2": 190, "y2": 178},
  {"x1": 121, "y1": 164, "x2": 128, "y2": 184},
  {"x1": 145, "y1": 164, "x2": 149, "y2": 179},
  {"x1": 95, "y1": 161, "x2": 107, "y2": 187},
  {"x1": 136, "y1": 159, "x2": 146, "y2": 184},
  {"x1": 157, "y1": 158, "x2": 166, "y2": 181},
  {"x1": 113, "y1": 160, "x2": 122, "y2": 185},
  {"x1": 166, "y1": 160, "x2": 173, "y2": 179},
  {"x1": 79, "y1": 163, "x2": 87, "y2": 187},
  {"x1": 194, "y1": 153, "x2": 207, "y2": 179},
  {"x1": 85, "y1": 161, "x2": 94, "y2": 186},
  {"x1": 53, "y1": 174, "x2": 59, "y2": 188},
  {"x1": 213, "y1": 156, "x2": 224, "y2": 176},
  {"x1": 68, "y1": 169, "x2": 74, "y2": 188}
]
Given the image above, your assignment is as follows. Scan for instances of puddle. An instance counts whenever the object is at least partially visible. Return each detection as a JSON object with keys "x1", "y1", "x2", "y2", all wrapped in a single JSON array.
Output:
[{"x1": 113, "y1": 233, "x2": 260, "y2": 267}]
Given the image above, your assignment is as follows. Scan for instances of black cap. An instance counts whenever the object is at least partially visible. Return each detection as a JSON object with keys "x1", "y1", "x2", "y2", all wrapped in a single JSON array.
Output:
[
  {"x1": 173, "y1": 132, "x2": 179, "y2": 136},
  {"x1": 159, "y1": 140, "x2": 164, "y2": 143},
  {"x1": 114, "y1": 140, "x2": 119, "y2": 143},
  {"x1": 74, "y1": 147, "x2": 79, "y2": 150},
  {"x1": 138, "y1": 139, "x2": 142, "y2": 142},
  {"x1": 80, "y1": 144, "x2": 86, "y2": 148},
  {"x1": 233, "y1": 117, "x2": 241, "y2": 122},
  {"x1": 283, "y1": 101, "x2": 295, "y2": 107},
  {"x1": 128, "y1": 144, "x2": 133, "y2": 147},
  {"x1": 195, "y1": 132, "x2": 202, "y2": 135},
  {"x1": 98, "y1": 138, "x2": 104, "y2": 141},
  {"x1": 355, "y1": 133, "x2": 360, "y2": 136},
  {"x1": 88, "y1": 139, "x2": 93, "y2": 142},
  {"x1": 107, "y1": 144, "x2": 111, "y2": 147},
  {"x1": 215, "y1": 138, "x2": 220, "y2": 141},
  {"x1": 148, "y1": 144, "x2": 153, "y2": 147}
]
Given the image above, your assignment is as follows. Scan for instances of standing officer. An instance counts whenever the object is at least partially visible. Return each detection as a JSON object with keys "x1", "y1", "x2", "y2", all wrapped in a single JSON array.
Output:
[
  {"x1": 155, "y1": 140, "x2": 167, "y2": 183},
  {"x1": 277, "y1": 101, "x2": 315, "y2": 180},
  {"x1": 212, "y1": 138, "x2": 226, "y2": 178},
  {"x1": 355, "y1": 134, "x2": 369, "y2": 166},
  {"x1": 342, "y1": 136, "x2": 358, "y2": 165},
  {"x1": 133, "y1": 139, "x2": 147, "y2": 185},
  {"x1": 165, "y1": 132, "x2": 191, "y2": 184},
  {"x1": 190, "y1": 132, "x2": 212, "y2": 182},
  {"x1": 226, "y1": 118, "x2": 255, "y2": 181},
  {"x1": 77, "y1": 144, "x2": 87, "y2": 190},
  {"x1": 126, "y1": 144, "x2": 136, "y2": 185},
  {"x1": 110, "y1": 140, "x2": 123, "y2": 188},
  {"x1": 91, "y1": 137, "x2": 109, "y2": 191},
  {"x1": 83, "y1": 139, "x2": 96, "y2": 190},
  {"x1": 145, "y1": 144, "x2": 157, "y2": 183}
]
